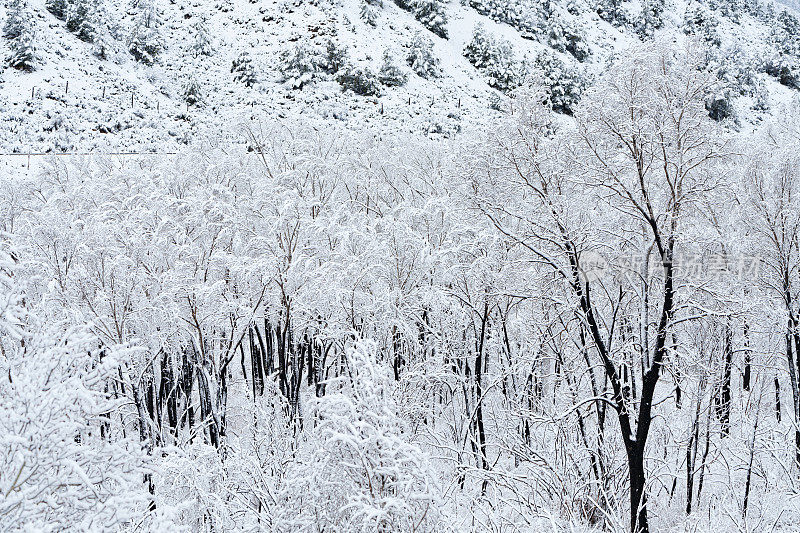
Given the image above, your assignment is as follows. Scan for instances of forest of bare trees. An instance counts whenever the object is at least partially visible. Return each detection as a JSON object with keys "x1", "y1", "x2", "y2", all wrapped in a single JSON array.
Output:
[{"x1": 2, "y1": 42, "x2": 800, "y2": 532}]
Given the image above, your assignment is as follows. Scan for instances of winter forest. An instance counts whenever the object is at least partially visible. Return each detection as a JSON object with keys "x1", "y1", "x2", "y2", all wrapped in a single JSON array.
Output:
[{"x1": 2, "y1": 0, "x2": 800, "y2": 531}]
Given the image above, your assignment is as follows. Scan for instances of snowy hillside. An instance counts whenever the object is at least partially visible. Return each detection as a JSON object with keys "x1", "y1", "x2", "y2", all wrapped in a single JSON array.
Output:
[{"x1": 1, "y1": 0, "x2": 799, "y2": 155}]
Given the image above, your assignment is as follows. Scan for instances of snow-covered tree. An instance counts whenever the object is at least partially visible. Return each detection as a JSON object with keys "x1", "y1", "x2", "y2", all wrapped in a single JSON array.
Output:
[
  {"x1": 279, "y1": 41, "x2": 323, "y2": 88},
  {"x1": 66, "y1": 0, "x2": 98, "y2": 42},
  {"x1": 411, "y1": 0, "x2": 448, "y2": 39},
  {"x1": 463, "y1": 24, "x2": 521, "y2": 93},
  {"x1": 772, "y1": 9, "x2": 800, "y2": 57},
  {"x1": 595, "y1": 0, "x2": 625, "y2": 26},
  {"x1": 635, "y1": 0, "x2": 665, "y2": 39},
  {"x1": 231, "y1": 50, "x2": 257, "y2": 87},
  {"x1": 337, "y1": 64, "x2": 381, "y2": 96},
  {"x1": 128, "y1": 2, "x2": 163, "y2": 64},
  {"x1": 323, "y1": 38, "x2": 348, "y2": 74},
  {"x1": 45, "y1": 0, "x2": 69, "y2": 20},
  {"x1": 406, "y1": 32, "x2": 440, "y2": 78},
  {"x1": 529, "y1": 50, "x2": 585, "y2": 115},
  {"x1": 0, "y1": 244, "x2": 147, "y2": 530},
  {"x1": 192, "y1": 17, "x2": 213, "y2": 57},
  {"x1": 275, "y1": 340, "x2": 446, "y2": 531},
  {"x1": 469, "y1": 0, "x2": 535, "y2": 34},
  {"x1": 766, "y1": 9, "x2": 800, "y2": 88},
  {"x1": 546, "y1": 13, "x2": 590, "y2": 62},
  {"x1": 183, "y1": 75, "x2": 203, "y2": 105},
  {"x1": 89, "y1": 1, "x2": 117, "y2": 59},
  {"x1": 360, "y1": 0, "x2": 379, "y2": 26},
  {"x1": 4, "y1": 0, "x2": 37, "y2": 71},
  {"x1": 378, "y1": 49, "x2": 408, "y2": 86},
  {"x1": 684, "y1": 3, "x2": 721, "y2": 48}
]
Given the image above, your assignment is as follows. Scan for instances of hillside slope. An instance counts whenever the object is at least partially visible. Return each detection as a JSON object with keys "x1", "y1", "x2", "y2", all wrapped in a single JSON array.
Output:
[{"x1": 0, "y1": 0, "x2": 798, "y2": 155}]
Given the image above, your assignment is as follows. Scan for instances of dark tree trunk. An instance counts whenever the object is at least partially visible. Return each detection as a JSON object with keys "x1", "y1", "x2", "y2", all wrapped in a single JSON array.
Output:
[
  {"x1": 714, "y1": 324, "x2": 733, "y2": 437},
  {"x1": 474, "y1": 302, "x2": 490, "y2": 493},
  {"x1": 743, "y1": 322, "x2": 751, "y2": 391},
  {"x1": 627, "y1": 445, "x2": 648, "y2": 533}
]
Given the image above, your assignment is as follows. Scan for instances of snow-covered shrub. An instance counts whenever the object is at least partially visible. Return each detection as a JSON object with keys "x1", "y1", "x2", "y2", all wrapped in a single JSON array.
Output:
[
  {"x1": 275, "y1": 340, "x2": 446, "y2": 532},
  {"x1": 378, "y1": 50, "x2": 408, "y2": 86},
  {"x1": 393, "y1": 0, "x2": 448, "y2": 39},
  {"x1": 407, "y1": 32, "x2": 440, "y2": 78},
  {"x1": 4, "y1": 0, "x2": 37, "y2": 71},
  {"x1": 683, "y1": 4, "x2": 721, "y2": 48},
  {"x1": 360, "y1": 0, "x2": 379, "y2": 26},
  {"x1": 763, "y1": 53, "x2": 800, "y2": 90},
  {"x1": 337, "y1": 65, "x2": 382, "y2": 96},
  {"x1": 280, "y1": 41, "x2": 325, "y2": 88},
  {"x1": 411, "y1": 0, "x2": 449, "y2": 39},
  {"x1": 469, "y1": 0, "x2": 537, "y2": 35},
  {"x1": 463, "y1": 24, "x2": 521, "y2": 93},
  {"x1": 546, "y1": 14, "x2": 590, "y2": 62},
  {"x1": 128, "y1": 2, "x2": 163, "y2": 64},
  {"x1": 530, "y1": 50, "x2": 586, "y2": 115},
  {"x1": 635, "y1": 0, "x2": 665, "y2": 39},
  {"x1": 0, "y1": 245, "x2": 147, "y2": 530},
  {"x1": 231, "y1": 50, "x2": 257, "y2": 87},
  {"x1": 152, "y1": 443, "x2": 231, "y2": 531}
]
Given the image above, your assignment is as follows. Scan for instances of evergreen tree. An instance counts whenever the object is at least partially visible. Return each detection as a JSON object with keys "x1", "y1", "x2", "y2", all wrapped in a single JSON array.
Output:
[
  {"x1": 545, "y1": 14, "x2": 590, "y2": 62},
  {"x1": 7, "y1": 30, "x2": 38, "y2": 71},
  {"x1": 128, "y1": 2, "x2": 163, "y2": 64},
  {"x1": 392, "y1": 0, "x2": 448, "y2": 39},
  {"x1": 3, "y1": 0, "x2": 28, "y2": 39},
  {"x1": 595, "y1": 0, "x2": 625, "y2": 26},
  {"x1": 231, "y1": 51, "x2": 257, "y2": 87},
  {"x1": 192, "y1": 18, "x2": 213, "y2": 58},
  {"x1": 183, "y1": 76, "x2": 204, "y2": 106},
  {"x1": 530, "y1": 50, "x2": 585, "y2": 115},
  {"x1": 463, "y1": 24, "x2": 521, "y2": 93},
  {"x1": 280, "y1": 41, "x2": 323, "y2": 88},
  {"x1": 406, "y1": 32, "x2": 440, "y2": 78},
  {"x1": 411, "y1": 0, "x2": 448, "y2": 39},
  {"x1": 4, "y1": 0, "x2": 38, "y2": 71},
  {"x1": 66, "y1": 0, "x2": 98, "y2": 42},
  {"x1": 764, "y1": 9, "x2": 800, "y2": 89},
  {"x1": 683, "y1": 4, "x2": 721, "y2": 47},
  {"x1": 705, "y1": 87, "x2": 736, "y2": 122},
  {"x1": 760, "y1": 2, "x2": 775, "y2": 24},
  {"x1": 46, "y1": 0, "x2": 70, "y2": 20},
  {"x1": 764, "y1": 53, "x2": 800, "y2": 89},
  {"x1": 360, "y1": 0, "x2": 379, "y2": 26},
  {"x1": 91, "y1": 2, "x2": 116, "y2": 60},
  {"x1": 772, "y1": 10, "x2": 800, "y2": 57},
  {"x1": 708, "y1": 0, "x2": 743, "y2": 22},
  {"x1": 636, "y1": 0, "x2": 665, "y2": 40},
  {"x1": 322, "y1": 39, "x2": 348, "y2": 74},
  {"x1": 469, "y1": 0, "x2": 531, "y2": 34},
  {"x1": 336, "y1": 65, "x2": 381, "y2": 96},
  {"x1": 378, "y1": 50, "x2": 408, "y2": 87}
]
